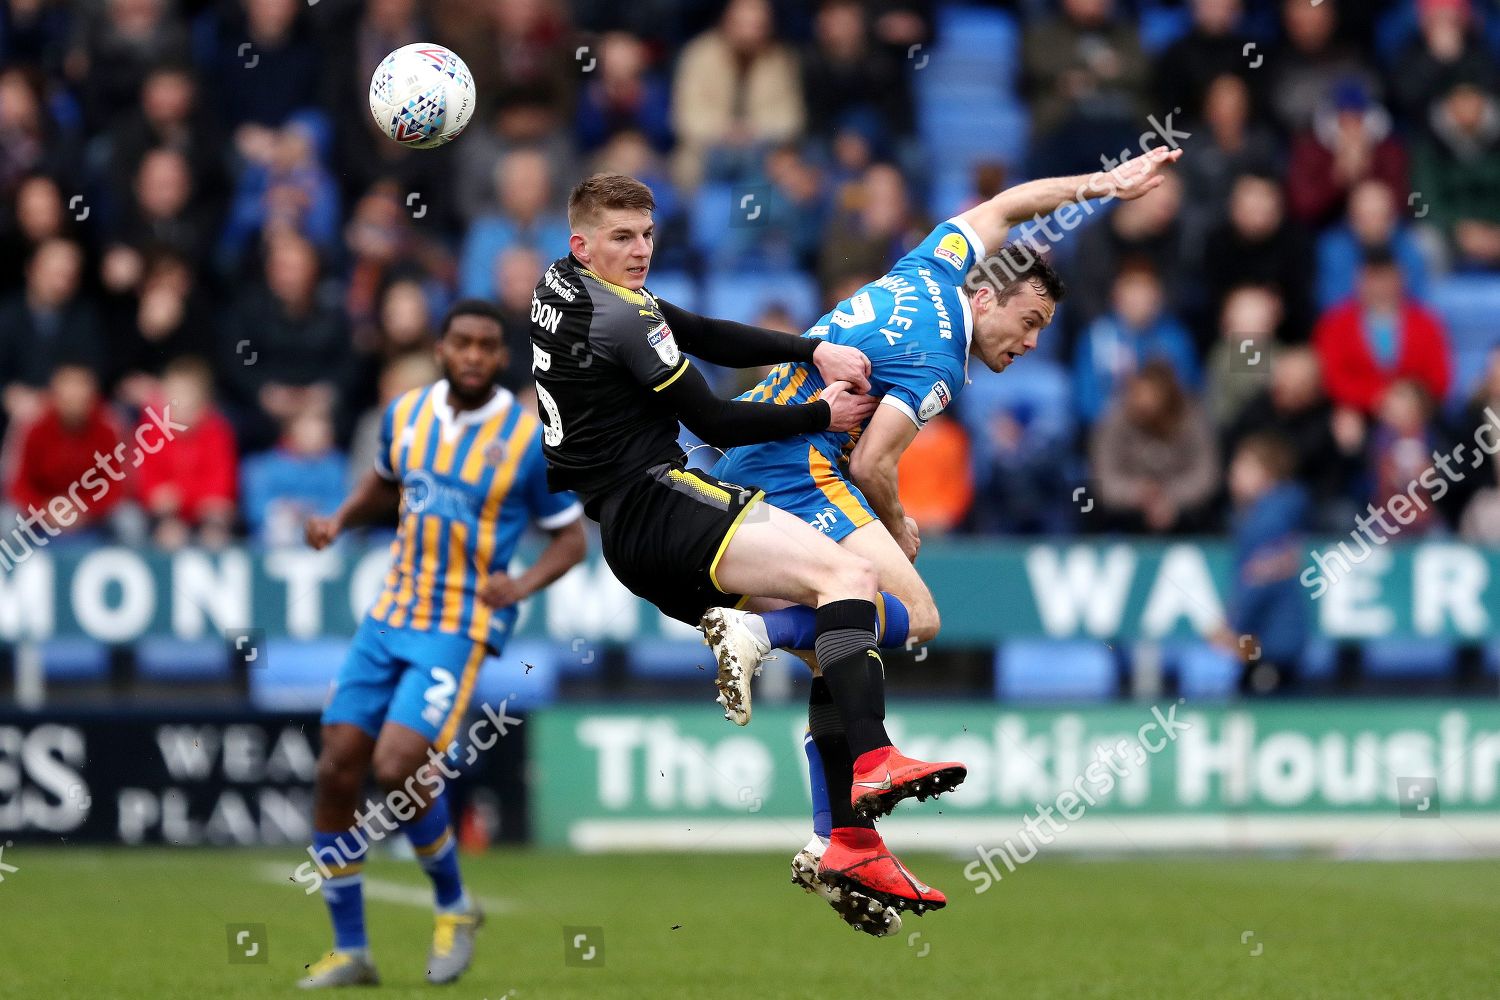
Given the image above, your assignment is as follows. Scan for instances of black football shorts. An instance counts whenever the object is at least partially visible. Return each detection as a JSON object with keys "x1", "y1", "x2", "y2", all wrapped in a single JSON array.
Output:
[{"x1": 596, "y1": 460, "x2": 765, "y2": 624}]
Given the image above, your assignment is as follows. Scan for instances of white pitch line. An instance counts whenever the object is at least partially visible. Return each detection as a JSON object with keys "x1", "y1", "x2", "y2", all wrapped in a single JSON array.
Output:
[{"x1": 258, "y1": 862, "x2": 513, "y2": 913}]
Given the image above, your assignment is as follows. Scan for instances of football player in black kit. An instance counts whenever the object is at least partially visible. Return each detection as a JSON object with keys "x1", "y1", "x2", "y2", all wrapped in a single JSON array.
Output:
[{"x1": 529, "y1": 173, "x2": 967, "y2": 928}]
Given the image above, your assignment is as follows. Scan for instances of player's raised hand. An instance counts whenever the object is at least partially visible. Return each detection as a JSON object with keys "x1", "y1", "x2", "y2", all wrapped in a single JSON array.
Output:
[
  {"x1": 812, "y1": 341, "x2": 872, "y2": 394},
  {"x1": 304, "y1": 514, "x2": 341, "y2": 550},
  {"x1": 1101, "y1": 145, "x2": 1182, "y2": 202},
  {"x1": 820, "y1": 380, "x2": 879, "y2": 432},
  {"x1": 478, "y1": 571, "x2": 528, "y2": 610}
]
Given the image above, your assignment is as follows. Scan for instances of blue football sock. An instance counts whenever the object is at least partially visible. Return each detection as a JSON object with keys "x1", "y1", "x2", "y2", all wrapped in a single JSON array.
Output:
[
  {"x1": 403, "y1": 794, "x2": 465, "y2": 910},
  {"x1": 876, "y1": 591, "x2": 910, "y2": 650},
  {"x1": 804, "y1": 730, "x2": 832, "y2": 840},
  {"x1": 762, "y1": 592, "x2": 912, "y2": 650},
  {"x1": 311, "y1": 831, "x2": 369, "y2": 951}
]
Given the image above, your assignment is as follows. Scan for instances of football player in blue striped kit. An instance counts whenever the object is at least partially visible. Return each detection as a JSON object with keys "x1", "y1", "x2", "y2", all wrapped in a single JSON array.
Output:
[{"x1": 298, "y1": 300, "x2": 586, "y2": 988}]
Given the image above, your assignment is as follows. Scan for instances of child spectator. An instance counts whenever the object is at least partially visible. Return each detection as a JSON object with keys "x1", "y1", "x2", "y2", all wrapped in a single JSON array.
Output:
[
  {"x1": 1366, "y1": 379, "x2": 1442, "y2": 539},
  {"x1": 241, "y1": 406, "x2": 347, "y2": 547},
  {"x1": 1221, "y1": 432, "x2": 1311, "y2": 694},
  {"x1": 1074, "y1": 258, "x2": 1200, "y2": 424},
  {"x1": 134, "y1": 357, "x2": 237, "y2": 549}
]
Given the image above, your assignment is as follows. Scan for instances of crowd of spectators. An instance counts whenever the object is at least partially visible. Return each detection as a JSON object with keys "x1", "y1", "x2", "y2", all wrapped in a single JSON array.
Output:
[{"x1": 1, "y1": 0, "x2": 1498, "y2": 553}]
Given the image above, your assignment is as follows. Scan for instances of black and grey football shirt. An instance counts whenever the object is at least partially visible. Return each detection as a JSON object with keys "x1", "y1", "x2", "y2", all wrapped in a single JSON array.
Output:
[{"x1": 529, "y1": 255, "x2": 691, "y2": 501}]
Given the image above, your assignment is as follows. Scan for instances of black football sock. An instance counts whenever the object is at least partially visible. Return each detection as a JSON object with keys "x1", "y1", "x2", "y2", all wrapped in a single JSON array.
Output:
[
  {"x1": 808, "y1": 675, "x2": 871, "y2": 830},
  {"x1": 814, "y1": 599, "x2": 891, "y2": 760}
]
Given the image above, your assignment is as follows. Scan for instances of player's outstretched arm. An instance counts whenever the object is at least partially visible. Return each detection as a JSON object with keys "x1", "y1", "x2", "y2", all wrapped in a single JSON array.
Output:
[
  {"x1": 847, "y1": 404, "x2": 923, "y2": 562},
  {"x1": 477, "y1": 518, "x2": 587, "y2": 610},
  {"x1": 957, "y1": 146, "x2": 1184, "y2": 254},
  {"x1": 656, "y1": 299, "x2": 870, "y2": 392},
  {"x1": 305, "y1": 469, "x2": 402, "y2": 549}
]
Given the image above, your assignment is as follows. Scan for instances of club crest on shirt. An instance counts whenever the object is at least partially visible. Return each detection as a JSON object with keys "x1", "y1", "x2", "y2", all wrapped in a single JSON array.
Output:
[
  {"x1": 935, "y1": 232, "x2": 969, "y2": 269},
  {"x1": 484, "y1": 438, "x2": 507, "y2": 465},
  {"x1": 648, "y1": 322, "x2": 680, "y2": 367},
  {"x1": 919, "y1": 379, "x2": 952, "y2": 421}
]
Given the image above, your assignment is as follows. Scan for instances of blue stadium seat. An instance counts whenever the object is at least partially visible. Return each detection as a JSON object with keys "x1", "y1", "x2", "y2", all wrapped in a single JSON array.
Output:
[
  {"x1": 1429, "y1": 277, "x2": 1500, "y2": 402},
  {"x1": 995, "y1": 640, "x2": 1117, "y2": 702},
  {"x1": 1301, "y1": 638, "x2": 1338, "y2": 682},
  {"x1": 473, "y1": 639, "x2": 560, "y2": 712},
  {"x1": 1431, "y1": 276, "x2": 1500, "y2": 349},
  {"x1": 704, "y1": 271, "x2": 820, "y2": 328},
  {"x1": 1167, "y1": 642, "x2": 1239, "y2": 700},
  {"x1": 249, "y1": 639, "x2": 347, "y2": 711},
  {"x1": 645, "y1": 271, "x2": 698, "y2": 312},
  {"x1": 627, "y1": 639, "x2": 716, "y2": 680},
  {"x1": 926, "y1": 7, "x2": 1020, "y2": 90},
  {"x1": 1483, "y1": 642, "x2": 1500, "y2": 676},
  {"x1": 1138, "y1": 5, "x2": 1194, "y2": 54},
  {"x1": 135, "y1": 638, "x2": 230, "y2": 682},
  {"x1": 916, "y1": 94, "x2": 1031, "y2": 176},
  {"x1": 40, "y1": 640, "x2": 110, "y2": 683},
  {"x1": 927, "y1": 165, "x2": 977, "y2": 220},
  {"x1": 1362, "y1": 639, "x2": 1456, "y2": 679}
]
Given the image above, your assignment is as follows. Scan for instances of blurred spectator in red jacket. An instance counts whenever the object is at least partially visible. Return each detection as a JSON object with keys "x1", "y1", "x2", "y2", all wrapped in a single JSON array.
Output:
[
  {"x1": 5, "y1": 365, "x2": 128, "y2": 535},
  {"x1": 134, "y1": 357, "x2": 237, "y2": 549},
  {"x1": 1313, "y1": 248, "x2": 1451, "y2": 415},
  {"x1": 1286, "y1": 79, "x2": 1408, "y2": 228}
]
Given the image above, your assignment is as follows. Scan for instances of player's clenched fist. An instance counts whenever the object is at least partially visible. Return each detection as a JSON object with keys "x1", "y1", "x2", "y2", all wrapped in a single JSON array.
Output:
[
  {"x1": 820, "y1": 380, "x2": 879, "y2": 432},
  {"x1": 478, "y1": 572, "x2": 527, "y2": 610},
  {"x1": 812, "y1": 341, "x2": 872, "y2": 394},
  {"x1": 305, "y1": 514, "x2": 341, "y2": 550},
  {"x1": 902, "y1": 515, "x2": 921, "y2": 562}
]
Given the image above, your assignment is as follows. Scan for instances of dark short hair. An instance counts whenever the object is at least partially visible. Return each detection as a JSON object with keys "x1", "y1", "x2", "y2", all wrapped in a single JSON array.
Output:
[
  {"x1": 567, "y1": 172, "x2": 655, "y2": 231},
  {"x1": 966, "y1": 243, "x2": 1067, "y2": 306},
  {"x1": 1236, "y1": 432, "x2": 1297, "y2": 482},
  {"x1": 439, "y1": 299, "x2": 504, "y2": 337}
]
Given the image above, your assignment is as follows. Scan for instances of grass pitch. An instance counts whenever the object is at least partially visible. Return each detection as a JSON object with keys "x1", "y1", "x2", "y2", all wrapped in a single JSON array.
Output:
[{"x1": 3, "y1": 846, "x2": 1494, "y2": 998}]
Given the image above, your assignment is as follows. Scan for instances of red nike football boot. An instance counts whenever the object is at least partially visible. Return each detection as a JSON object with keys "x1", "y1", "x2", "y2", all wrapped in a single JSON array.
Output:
[
  {"x1": 850, "y1": 747, "x2": 967, "y2": 820},
  {"x1": 817, "y1": 827, "x2": 946, "y2": 915}
]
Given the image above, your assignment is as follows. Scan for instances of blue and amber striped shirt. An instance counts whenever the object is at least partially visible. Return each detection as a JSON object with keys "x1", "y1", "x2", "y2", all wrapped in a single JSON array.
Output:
[{"x1": 368, "y1": 381, "x2": 580, "y2": 644}]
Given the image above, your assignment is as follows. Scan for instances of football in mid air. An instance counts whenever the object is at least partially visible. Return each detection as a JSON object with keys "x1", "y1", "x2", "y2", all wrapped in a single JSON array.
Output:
[{"x1": 368, "y1": 43, "x2": 476, "y2": 148}]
